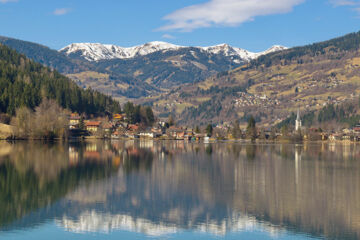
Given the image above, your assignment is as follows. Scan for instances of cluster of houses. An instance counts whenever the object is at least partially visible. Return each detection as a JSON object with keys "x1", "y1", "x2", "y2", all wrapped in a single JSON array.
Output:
[
  {"x1": 293, "y1": 111, "x2": 360, "y2": 142},
  {"x1": 326, "y1": 126, "x2": 360, "y2": 142},
  {"x1": 68, "y1": 112, "x2": 360, "y2": 142},
  {"x1": 233, "y1": 93, "x2": 280, "y2": 108},
  {"x1": 68, "y1": 113, "x2": 207, "y2": 140}
]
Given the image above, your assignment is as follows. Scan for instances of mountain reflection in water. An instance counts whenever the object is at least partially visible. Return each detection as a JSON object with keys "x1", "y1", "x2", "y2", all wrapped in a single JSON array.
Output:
[{"x1": 0, "y1": 140, "x2": 360, "y2": 239}]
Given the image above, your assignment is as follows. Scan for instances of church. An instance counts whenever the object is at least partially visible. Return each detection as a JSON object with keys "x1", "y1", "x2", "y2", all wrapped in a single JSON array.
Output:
[{"x1": 295, "y1": 109, "x2": 302, "y2": 132}]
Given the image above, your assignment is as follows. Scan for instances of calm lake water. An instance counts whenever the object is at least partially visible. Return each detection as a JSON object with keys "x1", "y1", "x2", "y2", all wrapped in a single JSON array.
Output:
[{"x1": 0, "y1": 140, "x2": 359, "y2": 240}]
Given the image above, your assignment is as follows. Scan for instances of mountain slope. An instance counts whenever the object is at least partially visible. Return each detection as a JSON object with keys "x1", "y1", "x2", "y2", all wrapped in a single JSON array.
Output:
[
  {"x1": 0, "y1": 37, "x2": 161, "y2": 99},
  {"x1": 61, "y1": 42, "x2": 286, "y2": 98},
  {"x1": 60, "y1": 41, "x2": 286, "y2": 62},
  {"x1": 0, "y1": 36, "x2": 93, "y2": 73},
  {"x1": 0, "y1": 36, "x2": 286, "y2": 100},
  {"x1": 0, "y1": 43, "x2": 120, "y2": 115},
  {"x1": 144, "y1": 31, "x2": 360, "y2": 127},
  {"x1": 60, "y1": 41, "x2": 184, "y2": 61},
  {"x1": 94, "y1": 47, "x2": 247, "y2": 89}
]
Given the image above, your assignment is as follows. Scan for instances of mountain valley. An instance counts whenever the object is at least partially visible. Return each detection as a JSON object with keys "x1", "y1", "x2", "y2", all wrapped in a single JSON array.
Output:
[
  {"x1": 141, "y1": 32, "x2": 360, "y2": 127},
  {"x1": 0, "y1": 36, "x2": 286, "y2": 99},
  {"x1": 1, "y1": 32, "x2": 360, "y2": 127}
]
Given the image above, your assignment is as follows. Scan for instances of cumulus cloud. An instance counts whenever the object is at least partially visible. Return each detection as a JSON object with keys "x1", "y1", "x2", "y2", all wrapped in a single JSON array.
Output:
[
  {"x1": 158, "y1": 0, "x2": 304, "y2": 32},
  {"x1": 53, "y1": 8, "x2": 71, "y2": 16}
]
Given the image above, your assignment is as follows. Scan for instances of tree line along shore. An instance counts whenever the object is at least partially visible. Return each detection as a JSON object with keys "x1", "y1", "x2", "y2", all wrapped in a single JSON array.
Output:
[{"x1": 1, "y1": 100, "x2": 360, "y2": 143}]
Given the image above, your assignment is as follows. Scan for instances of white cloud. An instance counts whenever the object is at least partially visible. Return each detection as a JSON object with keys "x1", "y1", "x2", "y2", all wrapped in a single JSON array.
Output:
[
  {"x1": 53, "y1": 8, "x2": 71, "y2": 16},
  {"x1": 0, "y1": 0, "x2": 17, "y2": 3},
  {"x1": 162, "y1": 34, "x2": 176, "y2": 39},
  {"x1": 330, "y1": 0, "x2": 360, "y2": 14},
  {"x1": 330, "y1": 0, "x2": 358, "y2": 6},
  {"x1": 158, "y1": 0, "x2": 304, "y2": 32}
]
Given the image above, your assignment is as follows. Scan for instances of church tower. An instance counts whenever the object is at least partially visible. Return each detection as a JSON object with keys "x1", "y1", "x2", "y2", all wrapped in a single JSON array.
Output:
[{"x1": 295, "y1": 109, "x2": 302, "y2": 131}]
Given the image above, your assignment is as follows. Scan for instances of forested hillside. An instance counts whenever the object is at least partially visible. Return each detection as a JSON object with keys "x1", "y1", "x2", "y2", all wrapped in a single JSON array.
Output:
[
  {"x1": 94, "y1": 47, "x2": 244, "y2": 88},
  {"x1": 145, "y1": 31, "x2": 360, "y2": 128},
  {"x1": 250, "y1": 31, "x2": 360, "y2": 69},
  {"x1": 0, "y1": 44, "x2": 121, "y2": 116},
  {"x1": 0, "y1": 36, "x2": 252, "y2": 99},
  {"x1": 0, "y1": 36, "x2": 92, "y2": 73}
]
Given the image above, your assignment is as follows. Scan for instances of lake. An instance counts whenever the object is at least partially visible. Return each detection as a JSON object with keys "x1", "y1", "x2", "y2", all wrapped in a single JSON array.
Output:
[{"x1": 0, "y1": 140, "x2": 359, "y2": 240}]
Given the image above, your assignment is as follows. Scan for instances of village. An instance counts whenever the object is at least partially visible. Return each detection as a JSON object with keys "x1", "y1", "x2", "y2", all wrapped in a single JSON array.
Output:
[{"x1": 68, "y1": 110, "x2": 360, "y2": 143}]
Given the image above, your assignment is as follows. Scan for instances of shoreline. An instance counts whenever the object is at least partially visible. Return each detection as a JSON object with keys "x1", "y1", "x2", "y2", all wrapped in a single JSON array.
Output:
[{"x1": 1, "y1": 137, "x2": 360, "y2": 144}]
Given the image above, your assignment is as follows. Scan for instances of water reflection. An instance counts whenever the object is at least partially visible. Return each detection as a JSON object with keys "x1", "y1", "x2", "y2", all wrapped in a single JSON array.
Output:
[{"x1": 0, "y1": 140, "x2": 360, "y2": 239}]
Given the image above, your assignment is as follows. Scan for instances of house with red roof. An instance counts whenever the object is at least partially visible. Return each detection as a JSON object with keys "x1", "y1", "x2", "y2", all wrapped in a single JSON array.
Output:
[{"x1": 85, "y1": 121, "x2": 101, "y2": 132}]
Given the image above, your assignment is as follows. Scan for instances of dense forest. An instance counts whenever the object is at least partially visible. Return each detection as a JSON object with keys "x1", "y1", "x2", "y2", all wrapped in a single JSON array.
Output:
[
  {"x1": 123, "y1": 102, "x2": 155, "y2": 127},
  {"x1": 0, "y1": 36, "x2": 91, "y2": 73},
  {"x1": 0, "y1": 44, "x2": 121, "y2": 116},
  {"x1": 248, "y1": 31, "x2": 360, "y2": 68}
]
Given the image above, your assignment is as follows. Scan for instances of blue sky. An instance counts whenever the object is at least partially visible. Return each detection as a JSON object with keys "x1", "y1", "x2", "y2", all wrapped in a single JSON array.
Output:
[{"x1": 0, "y1": 0, "x2": 359, "y2": 51}]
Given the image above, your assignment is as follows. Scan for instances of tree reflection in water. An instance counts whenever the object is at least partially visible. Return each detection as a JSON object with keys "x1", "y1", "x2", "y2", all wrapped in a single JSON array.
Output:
[{"x1": 0, "y1": 141, "x2": 360, "y2": 239}]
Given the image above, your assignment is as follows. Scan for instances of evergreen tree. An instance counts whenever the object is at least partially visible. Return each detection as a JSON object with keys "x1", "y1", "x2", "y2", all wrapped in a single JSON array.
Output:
[
  {"x1": 145, "y1": 106, "x2": 155, "y2": 126},
  {"x1": 123, "y1": 102, "x2": 155, "y2": 127},
  {"x1": 79, "y1": 116, "x2": 85, "y2": 130},
  {"x1": 246, "y1": 116, "x2": 257, "y2": 141},
  {"x1": 206, "y1": 124, "x2": 213, "y2": 137},
  {"x1": 0, "y1": 44, "x2": 121, "y2": 116},
  {"x1": 195, "y1": 126, "x2": 200, "y2": 134},
  {"x1": 124, "y1": 102, "x2": 135, "y2": 123},
  {"x1": 168, "y1": 115, "x2": 175, "y2": 126}
]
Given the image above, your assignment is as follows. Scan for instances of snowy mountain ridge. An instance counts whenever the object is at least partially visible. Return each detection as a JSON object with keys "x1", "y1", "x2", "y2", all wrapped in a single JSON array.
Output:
[{"x1": 59, "y1": 41, "x2": 287, "y2": 62}]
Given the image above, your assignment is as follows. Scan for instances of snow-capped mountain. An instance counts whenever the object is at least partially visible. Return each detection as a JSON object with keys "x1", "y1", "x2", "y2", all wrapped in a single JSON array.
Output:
[
  {"x1": 59, "y1": 41, "x2": 287, "y2": 62},
  {"x1": 59, "y1": 41, "x2": 183, "y2": 61},
  {"x1": 251, "y1": 45, "x2": 288, "y2": 59},
  {"x1": 200, "y1": 44, "x2": 287, "y2": 61}
]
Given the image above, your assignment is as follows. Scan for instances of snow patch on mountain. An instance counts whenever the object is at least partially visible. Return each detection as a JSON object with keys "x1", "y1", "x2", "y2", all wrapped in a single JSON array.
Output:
[
  {"x1": 59, "y1": 41, "x2": 183, "y2": 61},
  {"x1": 59, "y1": 41, "x2": 287, "y2": 62}
]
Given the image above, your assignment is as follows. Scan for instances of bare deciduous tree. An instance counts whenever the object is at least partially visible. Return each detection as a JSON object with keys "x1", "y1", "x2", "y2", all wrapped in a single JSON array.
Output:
[
  {"x1": 11, "y1": 107, "x2": 33, "y2": 139},
  {"x1": 12, "y1": 99, "x2": 69, "y2": 139}
]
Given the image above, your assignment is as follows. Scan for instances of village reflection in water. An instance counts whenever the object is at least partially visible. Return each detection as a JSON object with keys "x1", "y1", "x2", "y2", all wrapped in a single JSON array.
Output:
[{"x1": 0, "y1": 140, "x2": 360, "y2": 239}]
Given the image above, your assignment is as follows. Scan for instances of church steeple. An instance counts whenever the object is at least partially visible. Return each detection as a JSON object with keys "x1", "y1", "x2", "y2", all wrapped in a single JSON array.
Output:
[
  {"x1": 295, "y1": 108, "x2": 302, "y2": 131},
  {"x1": 297, "y1": 109, "x2": 301, "y2": 120}
]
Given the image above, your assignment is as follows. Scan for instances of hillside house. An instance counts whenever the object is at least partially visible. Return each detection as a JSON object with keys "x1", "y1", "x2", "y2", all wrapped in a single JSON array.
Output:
[
  {"x1": 152, "y1": 127, "x2": 163, "y2": 135},
  {"x1": 167, "y1": 127, "x2": 186, "y2": 139},
  {"x1": 103, "y1": 123, "x2": 113, "y2": 133},
  {"x1": 353, "y1": 125, "x2": 360, "y2": 133},
  {"x1": 329, "y1": 133, "x2": 341, "y2": 141},
  {"x1": 113, "y1": 114, "x2": 125, "y2": 121},
  {"x1": 139, "y1": 132, "x2": 156, "y2": 138},
  {"x1": 86, "y1": 121, "x2": 101, "y2": 132},
  {"x1": 128, "y1": 124, "x2": 139, "y2": 132},
  {"x1": 69, "y1": 113, "x2": 81, "y2": 129},
  {"x1": 139, "y1": 127, "x2": 162, "y2": 138},
  {"x1": 185, "y1": 129, "x2": 194, "y2": 140},
  {"x1": 112, "y1": 131, "x2": 120, "y2": 139},
  {"x1": 342, "y1": 134, "x2": 354, "y2": 142}
]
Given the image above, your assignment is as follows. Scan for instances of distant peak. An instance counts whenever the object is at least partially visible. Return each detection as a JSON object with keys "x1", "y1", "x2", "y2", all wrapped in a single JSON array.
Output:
[
  {"x1": 59, "y1": 41, "x2": 286, "y2": 62},
  {"x1": 215, "y1": 43, "x2": 229, "y2": 47},
  {"x1": 267, "y1": 45, "x2": 288, "y2": 51}
]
